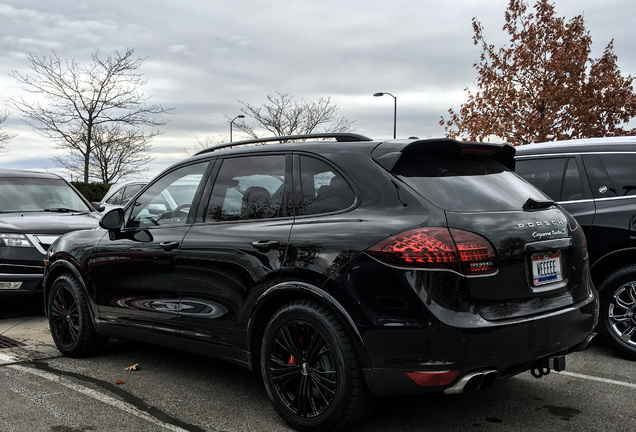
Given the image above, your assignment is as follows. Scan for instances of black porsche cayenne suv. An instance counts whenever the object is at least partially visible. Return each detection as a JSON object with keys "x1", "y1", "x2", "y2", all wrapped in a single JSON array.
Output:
[{"x1": 44, "y1": 134, "x2": 598, "y2": 432}]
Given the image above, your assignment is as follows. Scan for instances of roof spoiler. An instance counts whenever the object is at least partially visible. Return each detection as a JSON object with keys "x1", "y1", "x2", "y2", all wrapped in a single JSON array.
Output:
[{"x1": 371, "y1": 138, "x2": 516, "y2": 171}]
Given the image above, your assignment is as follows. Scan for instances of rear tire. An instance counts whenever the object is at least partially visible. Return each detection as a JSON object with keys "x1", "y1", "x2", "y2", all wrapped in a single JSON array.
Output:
[
  {"x1": 48, "y1": 274, "x2": 108, "y2": 357},
  {"x1": 260, "y1": 300, "x2": 375, "y2": 432},
  {"x1": 598, "y1": 265, "x2": 636, "y2": 360}
]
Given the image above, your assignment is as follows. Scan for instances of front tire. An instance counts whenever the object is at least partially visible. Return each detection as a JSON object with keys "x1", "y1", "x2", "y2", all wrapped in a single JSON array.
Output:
[
  {"x1": 260, "y1": 300, "x2": 374, "y2": 432},
  {"x1": 598, "y1": 265, "x2": 636, "y2": 360},
  {"x1": 48, "y1": 274, "x2": 108, "y2": 357}
]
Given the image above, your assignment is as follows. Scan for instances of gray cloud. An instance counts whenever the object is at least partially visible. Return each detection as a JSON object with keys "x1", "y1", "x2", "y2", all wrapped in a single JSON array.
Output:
[{"x1": 1, "y1": 0, "x2": 635, "y2": 178}]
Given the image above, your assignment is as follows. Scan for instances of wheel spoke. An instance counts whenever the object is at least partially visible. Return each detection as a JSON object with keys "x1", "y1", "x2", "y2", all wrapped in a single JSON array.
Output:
[
  {"x1": 619, "y1": 325, "x2": 636, "y2": 343},
  {"x1": 609, "y1": 309, "x2": 631, "y2": 323},
  {"x1": 276, "y1": 324, "x2": 303, "y2": 361},
  {"x1": 269, "y1": 358, "x2": 302, "y2": 385},
  {"x1": 293, "y1": 373, "x2": 312, "y2": 417},
  {"x1": 309, "y1": 369, "x2": 337, "y2": 398},
  {"x1": 305, "y1": 327, "x2": 329, "y2": 364}
]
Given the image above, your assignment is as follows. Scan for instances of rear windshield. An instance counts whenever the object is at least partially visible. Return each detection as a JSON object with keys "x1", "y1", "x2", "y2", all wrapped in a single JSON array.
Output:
[{"x1": 393, "y1": 152, "x2": 548, "y2": 211}]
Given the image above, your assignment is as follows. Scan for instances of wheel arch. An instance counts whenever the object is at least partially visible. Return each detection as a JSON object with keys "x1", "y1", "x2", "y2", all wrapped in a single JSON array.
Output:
[
  {"x1": 247, "y1": 281, "x2": 370, "y2": 377},
  {"x1": 43, "y1": 259, "x2": 93, "y2": 317},
  {"x1": 591, "y1": 247, "x2": 636, "y2": 292}
]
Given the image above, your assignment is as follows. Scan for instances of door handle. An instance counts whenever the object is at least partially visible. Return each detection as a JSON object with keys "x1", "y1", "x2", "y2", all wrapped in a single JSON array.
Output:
[
  {"x1": 159, "y1": 241, "x2": 180, "y2": 252},
  {"x1": 251, "y1": 240, "x2": 280, "y2": 251}
]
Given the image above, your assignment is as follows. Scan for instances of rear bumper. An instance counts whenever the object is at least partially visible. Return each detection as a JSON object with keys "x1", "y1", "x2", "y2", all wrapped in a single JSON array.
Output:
[{"x1": 361, "y1": 291, "x2": 598, "y2": 396}]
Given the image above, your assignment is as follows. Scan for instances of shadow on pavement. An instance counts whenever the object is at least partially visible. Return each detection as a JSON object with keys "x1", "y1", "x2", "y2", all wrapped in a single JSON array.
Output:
[{"x1": 0, "y1": 292, "x2": 45, "y2": 319}]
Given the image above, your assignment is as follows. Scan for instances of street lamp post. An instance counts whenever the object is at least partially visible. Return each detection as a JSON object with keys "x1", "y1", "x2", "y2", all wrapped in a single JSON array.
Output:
[
  {"x1": 373, "y1": 92, "x2": 397, "y2": 139},
  {"x1": 229, "y1": 114, "x2": 245, "y2": 142}
]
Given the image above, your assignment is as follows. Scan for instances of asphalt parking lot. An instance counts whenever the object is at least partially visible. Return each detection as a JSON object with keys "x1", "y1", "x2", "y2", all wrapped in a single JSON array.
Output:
[{"x1": 1, "y1": 295, "x2": 635, "y2": 432}]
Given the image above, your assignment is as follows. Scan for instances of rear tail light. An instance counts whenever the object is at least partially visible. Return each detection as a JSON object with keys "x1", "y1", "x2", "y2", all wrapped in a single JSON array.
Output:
[{"x1": 365, "y1": 227, "x2": 497, "y2": 275}]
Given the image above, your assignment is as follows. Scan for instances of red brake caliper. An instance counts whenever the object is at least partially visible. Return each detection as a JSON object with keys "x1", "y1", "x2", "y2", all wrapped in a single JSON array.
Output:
[{"x1": 287, "y1": 335, "x2": 303, "y2": 364}]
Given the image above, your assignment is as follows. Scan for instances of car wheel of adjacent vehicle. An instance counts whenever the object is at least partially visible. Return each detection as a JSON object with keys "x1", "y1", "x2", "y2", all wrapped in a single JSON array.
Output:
[
  {"x1": 598, "y1": 265, "x2": 636, "y2": 360},
  {"x1": 48, "y1": 274, "x2": 108, "y2": 357},
  {"x1": 260, "y1": 300, "x2": 375, "y2": 432}
]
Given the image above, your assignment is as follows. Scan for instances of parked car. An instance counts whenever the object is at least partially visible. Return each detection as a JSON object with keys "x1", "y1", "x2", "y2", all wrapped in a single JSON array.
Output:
[
  {"x1": 92, "y1": 180, "x2": 148, "y2": 212},
  {"x1": 44, "y1": 134, "x2": 598, "y2": 432},
  {"x1": 0, "y1": 169, "x2": 100, "y2": 295},
  {"x1": 515, "y1": 136, "x2": 636, "y2": 360}
]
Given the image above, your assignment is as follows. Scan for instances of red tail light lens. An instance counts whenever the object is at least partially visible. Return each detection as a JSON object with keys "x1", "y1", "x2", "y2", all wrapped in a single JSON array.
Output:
[
  {"x1": 365, "y1": 227, "x2": 497, "y2": 275},
  {"x1": 406, "y1": 370, "x2": 460, "y2": 387}
]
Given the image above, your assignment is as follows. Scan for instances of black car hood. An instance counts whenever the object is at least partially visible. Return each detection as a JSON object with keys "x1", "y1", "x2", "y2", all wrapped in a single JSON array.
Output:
[{"x1": 0, "y1": 211, "x2": 100, "y2": 234}]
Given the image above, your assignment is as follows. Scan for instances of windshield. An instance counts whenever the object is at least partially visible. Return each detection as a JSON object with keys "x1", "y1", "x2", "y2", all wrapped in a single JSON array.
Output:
[
  {"x1": 0, "y1": 177, "x2": 91, "y2": 213},
  {"x1": 393, "y1": 152, "x2": 549, "y2": 212}
]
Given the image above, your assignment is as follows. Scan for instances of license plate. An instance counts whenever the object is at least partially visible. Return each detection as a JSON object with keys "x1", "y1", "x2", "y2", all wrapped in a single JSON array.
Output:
[{"x1": 531, "y1": 252, "x2": 563, "y2": 286}]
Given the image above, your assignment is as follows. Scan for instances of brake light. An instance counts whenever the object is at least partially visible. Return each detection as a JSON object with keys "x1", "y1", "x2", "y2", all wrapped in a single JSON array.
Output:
[{"x1": 365, "y1": 227, "x2": 497, "y2": 275}]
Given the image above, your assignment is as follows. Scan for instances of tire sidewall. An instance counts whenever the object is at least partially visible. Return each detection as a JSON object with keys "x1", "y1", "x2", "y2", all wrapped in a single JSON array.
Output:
[{"x1": 261, "y1": 302, "x2": 351, "y2": 432}]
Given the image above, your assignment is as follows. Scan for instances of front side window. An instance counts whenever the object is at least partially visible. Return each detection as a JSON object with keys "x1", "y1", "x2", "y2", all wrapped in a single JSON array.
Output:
[
  {"x1": 126, "y1": 162, "x2": 207, "y2": 228},
  {"x1": 206, "y1": 155, "x2": 286, "y2": 222}
]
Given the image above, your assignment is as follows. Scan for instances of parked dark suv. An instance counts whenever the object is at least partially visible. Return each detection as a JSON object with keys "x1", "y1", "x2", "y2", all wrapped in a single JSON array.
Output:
[
  {"x1": 0, "y1": 169, "x2": 100, "y2": 295},
  {"x1": 515, "y1": 137, "x2": 636, "y2": 361},
  {"x1": 44, "y1": 134, "x2": 598, "y2": 432}
]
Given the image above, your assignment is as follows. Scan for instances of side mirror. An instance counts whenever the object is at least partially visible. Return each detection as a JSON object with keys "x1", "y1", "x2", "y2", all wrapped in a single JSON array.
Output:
[
  {"x1": 91, "y1": 201, "x2": 106, "y2": 212},
  {"x1": 99, "y1": 207, "x2": 124, "y2": 231}
]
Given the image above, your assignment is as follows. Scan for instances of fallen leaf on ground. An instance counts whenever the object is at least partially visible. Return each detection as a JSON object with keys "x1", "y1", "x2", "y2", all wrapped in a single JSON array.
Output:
[
  {"x1": 125, "y1": 363, "x2": 140, "y2": 371},
  {"x1": 115, "y1": 380, "x2": 125, "y2": 385}
]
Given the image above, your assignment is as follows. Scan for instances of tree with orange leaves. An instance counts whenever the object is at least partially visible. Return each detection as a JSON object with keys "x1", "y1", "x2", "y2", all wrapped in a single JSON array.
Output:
[{"x1": 441, "y1": 0, "x2": 636, "y2": 145}]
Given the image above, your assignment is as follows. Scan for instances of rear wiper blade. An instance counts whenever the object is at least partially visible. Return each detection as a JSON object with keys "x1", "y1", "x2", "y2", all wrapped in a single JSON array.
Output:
[{"x1": 523, "y1": 197, "x2": 554, "y2": 210}]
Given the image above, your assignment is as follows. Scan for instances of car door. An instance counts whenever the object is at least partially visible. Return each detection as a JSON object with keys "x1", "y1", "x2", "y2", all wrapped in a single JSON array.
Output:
[
  {"x1": 89, "y1": 161, "x2": 210, "y2": 337},
  {"x1": 516, "y1": 155, "x2": 596, "y2": 238},
  {"x1": 581, "y1": 153, "x2": 636, "y2": 263},
  {"x1": 177, "y1": 154, "x2": 293, "y2": 360}
]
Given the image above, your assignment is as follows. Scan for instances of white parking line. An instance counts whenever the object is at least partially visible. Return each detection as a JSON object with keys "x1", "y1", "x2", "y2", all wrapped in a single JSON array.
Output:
[
  {"x1": 0, "y1": 353, "x2": 190, "y2": 432},
  {"x1": 557, "y1": 370, "x2": 636, "y2": 389}
]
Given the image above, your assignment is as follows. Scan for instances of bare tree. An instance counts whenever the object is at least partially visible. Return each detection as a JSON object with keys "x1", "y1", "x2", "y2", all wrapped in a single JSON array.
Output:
[
  {"x1": 440, "y1": 0, "x2": 636, "y2": 145},
  {"x1": 8, "y1": 48, "x2": 173, "y2": 181},
  {"x1": 235, "y1": 92, "x2": 354, "y2": 139},
  {"x1": 0, "y1": 110, "x2": 17, "y2": 153},
  {"x1": 52, "y1": 125, "x2": 154, "y2": 184}
]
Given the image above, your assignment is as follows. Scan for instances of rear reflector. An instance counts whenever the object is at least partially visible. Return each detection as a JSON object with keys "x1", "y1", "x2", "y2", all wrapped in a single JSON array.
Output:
[
  {"x1": 365, "y1": 227, "x2": 497, "y2": 275},
  {"x1": 406, "y1": 370, "x2": 460, "y2": 387}
]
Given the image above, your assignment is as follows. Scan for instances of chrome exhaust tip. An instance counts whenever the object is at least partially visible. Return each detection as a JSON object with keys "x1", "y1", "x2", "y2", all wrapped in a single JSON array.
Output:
[{"x1": 443, "y1": 369, "x2": 498, "y2": 395}]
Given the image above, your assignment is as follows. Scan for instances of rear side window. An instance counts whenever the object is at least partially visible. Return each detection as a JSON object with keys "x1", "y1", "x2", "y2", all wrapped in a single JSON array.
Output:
[
  {"x1": 516, "y1": 157, "x2": 587, "y2": 202},
  {"x1": 298, "y1": 156, "x2": 355, "y2": 215},
  {"x1": 206, "y1": 155, "x2": 286, "y2": 221},
  {"x1": 394, "y1": 152, "x2": 547, "y2": 211},
  {"x1": 597, "y1": 154, "x2": 636, "y2": 197}
]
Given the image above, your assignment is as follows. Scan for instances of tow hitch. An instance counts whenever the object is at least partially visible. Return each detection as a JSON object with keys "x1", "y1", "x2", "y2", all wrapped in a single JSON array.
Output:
[{"x1": 530, "y1": 354, "x2": 566, "y2": 378}]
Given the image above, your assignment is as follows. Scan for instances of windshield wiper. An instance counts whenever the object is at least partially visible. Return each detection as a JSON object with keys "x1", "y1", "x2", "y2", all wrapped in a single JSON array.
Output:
[
  {"x1": 43, "y1": 208, "x2": 85, "y2": 213},
  {"x1": 523, "y1": 197, "x2": 554, "y2": 210}
]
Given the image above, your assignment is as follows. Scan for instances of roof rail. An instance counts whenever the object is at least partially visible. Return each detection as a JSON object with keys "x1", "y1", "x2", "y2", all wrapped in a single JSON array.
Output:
[{"x1": 194, "y1": 132, "x2": 373, "y2": 155}]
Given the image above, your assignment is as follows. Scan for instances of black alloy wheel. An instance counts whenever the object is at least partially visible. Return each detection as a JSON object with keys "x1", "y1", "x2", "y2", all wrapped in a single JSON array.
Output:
[
  {"x1": 48, "y1": 274, "x2": 107, "y2": 357},
  {"x1": 261, "y1": 300, "x2": 374, "y2": 432},
  {"x1": 599, "y1": 265, "x2": 636, "y2": 361}
]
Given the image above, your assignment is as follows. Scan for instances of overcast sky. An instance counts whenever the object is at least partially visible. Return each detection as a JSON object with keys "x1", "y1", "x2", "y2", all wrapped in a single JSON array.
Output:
[{"x1": 1, "y1": 0, "x2": 635, "y2": 181}]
